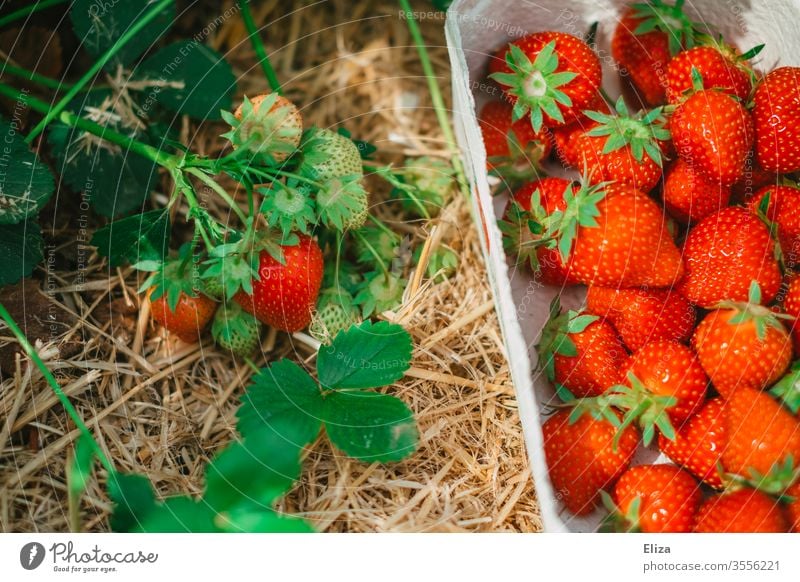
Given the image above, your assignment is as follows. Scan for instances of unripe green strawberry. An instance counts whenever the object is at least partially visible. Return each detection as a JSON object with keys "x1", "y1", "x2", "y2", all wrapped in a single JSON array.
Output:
[
  {"x1": 302, "y1": 128, "x2": 363, "y2": 182},
  {"x1": 212, "y1": 302, "x2": 262, "y2": 357},
  {"x1": 222, "y1": 93, "x2": 303, "y2": 163},
  {"x1": 397, "y1": 156, "x2": 455, "y2": 218},
  {"x1": 354, "y1": 271, "x2": 406, "y2": 317},
  {"x1": 201, "y1": 273, "x2": 225, "y2": 300},
  {"x1": 309, "y1": 288, "x2": 360, "y2": 344}
]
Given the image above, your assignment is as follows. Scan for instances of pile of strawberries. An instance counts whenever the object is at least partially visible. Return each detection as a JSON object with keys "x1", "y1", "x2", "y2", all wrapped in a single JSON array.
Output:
[{"x1": 481, "y1": 0, "x2": 800, "y2": 532}]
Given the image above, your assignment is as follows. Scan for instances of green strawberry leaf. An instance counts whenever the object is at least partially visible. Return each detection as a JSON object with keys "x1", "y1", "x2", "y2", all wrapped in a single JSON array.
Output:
[
  {"x1": 215, "y1": 503, "x2": 314, "y2": 533},
  {"x1": 70, "y1": 0, "x2": 175, "y2": 71},
  {"x1": 0, "y1": 117, "x2": 55, "y2": 225},
  {"x1": 236, "y1": 359, "x2": 324, "y2": 447},
  {"x1": 0, "y1": 221, "x2": 43, "y2": 285},
  {"x1": 316, "y1": 320, "x2": 413, "y2": 390},
  {"x1": 67, "y1": 435, "x2": 95, "y2": 506},
  {"x1": 108, "y1": 472, "x2": 157, "y2": 532},
  {"x1": 134, "y1": 41, "x2": 236, "y2": 120},
  {"x1": 204, "y1": 427, "x2": 303, "y2": 513},
  {"x1": 91, "y1": 209, "x2": 170, "y2": 268},
  {"x1": 322, "y1": 391, "x2": 419, "y2": 462},
  {"x1": 135, "y1": 496, "x2": 217, "y2": 533}
]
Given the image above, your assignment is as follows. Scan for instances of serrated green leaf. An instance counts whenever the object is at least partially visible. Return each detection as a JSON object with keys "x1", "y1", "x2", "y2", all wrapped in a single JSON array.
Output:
[
  {"x1": 204, "y1": 428, "x2": 303, "y2": 513},
  {"x1": 316, "y1": 320, "x2": 413, "y2": 390},
  {"x1": 0, "y1": 221, "x2": 43, "y2": 285},
  {"x1": 70, "y1": 0, "x2": 175, "y2": 70},
  {"x1": 91, "y1": 209, "x2": 170, "y2": 267},
  {"x1": 134, "y1": 41, "x2": 236, "y2": 120},
  {"x1": 135, "y1": 496, "x2": 217, "y2": 533},
  {"x1": 236, "y1": 359, "x2": 324, "y2": 446},
  {"x1": 108, "y1": 472, "x2": 157, "y2": 532},
  {"x1": 0, "y1": 118, "x2": 54, "y2": 224},
  {"x1": 323, "y1": 391, "x2": 419, "y2": 462}
]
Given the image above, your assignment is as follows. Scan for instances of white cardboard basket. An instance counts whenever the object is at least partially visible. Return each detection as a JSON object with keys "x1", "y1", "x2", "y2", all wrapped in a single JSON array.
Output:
[{"x1": 444, "y1": 0, "x2": 800, "y2": 532}]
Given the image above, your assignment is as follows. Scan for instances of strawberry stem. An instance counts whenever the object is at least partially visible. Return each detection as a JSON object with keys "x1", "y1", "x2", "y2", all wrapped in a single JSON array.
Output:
[
  {"x1": 353, "y1": 230, "x2": 391, "y2": 279},
  {"x1": 0, "y1": 0, "x2": 68, "y2": 28},
  {"x1": 186, "y1": 168, "x2": 249, "y2": 224},
  {"x1": 237, "y1": 0, "x2": 282, "y2": 94}
]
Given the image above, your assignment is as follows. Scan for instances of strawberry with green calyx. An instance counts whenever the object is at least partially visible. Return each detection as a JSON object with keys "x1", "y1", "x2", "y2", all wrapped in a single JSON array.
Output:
[
  {"x1": 212, "y1": 302, "x2": 262, "y2": 357},
  {"x1": 694, "y1": 488, "x2": 789, "y2": 533},
  {"x1": 394, "y1": 156, "x2": 456, "y2": 218},
  {"x1": 609, "y1": 340, "x2": 708, "y2": 447},
  {"x1": 314, "y1": 174, "x2": 369, "y2": 231},
  {"x1": 478, "y1": 100, "x2": 552, "y2": 179},
  {"x1": 537, "y1": 297, "x2": 625, "y2": 399},
  {"x1": 604, "y1": 464, "x2": 702, "y2": 533},
  {"x1": 677, "y1": 207, "x2": 782, "y2": 308},
  {"x1": 542, "y1": 179, "x2": 684, "y2": 288},
  {"x1": 233, "y1": 233, "x2": 324, "y2": 332},
  {"x1": 586, "y1": 286, "x2": 696, "y2": 352},
  {"x1": 309, "y1": 287, "x2": 360, "y2": 344},
  {"x1": 574, "y1": 97, "x2": 670, "y2": 192},
  {"x1": 489, "y1": 33, "x2": 602, "y2": 132},
  {"x1": 543, "y1": 396, "x2": 639, "y2": 516},
  {"x1": 221, "y1": 93, "x2": 303, "y2": 164},
  {"x1": 692, "y1": 281, "x2": 793, "y2": 397},
  {"x1": 722, "y1": 387, "x2": 800, "y2": 478},
  {"x1": 746, "y1": 185, "x2": 800, "y2": 270},
  {"x1": 354, "y1": 271, "x2": 406, "y2": 318},
  {"x1": 729, "y1": 456, "x2": 800, "y2": 502},
  {"x1": 770, "y1": 362, "x2": 800, "y2": 416},
  {"x1": 659, "y1": 397, "x2": 726, "y2": 489},
  {"x1": 257, "y1": 182, "x2": 316, "y2": 238},
  {"x1": 354, "y1": 224, "x2": 402, "y2": 267}
]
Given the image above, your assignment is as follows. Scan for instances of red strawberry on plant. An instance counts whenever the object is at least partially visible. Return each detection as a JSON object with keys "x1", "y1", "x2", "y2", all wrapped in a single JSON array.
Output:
[
  {"x1": 663, "y1": 158, "x2": 731, "y2": 224},
  {"x1": 677, "y1": 207, "x2": 782, "y2": 307},
  {"x1": 659, "y1": 397, "x2": 727, "y2": 489},
  {"x1": 746, "y1": 184, "x2": 800, "y2": 269},
  {"x1": 611, "y1": 1, "x2": 697, "y2": 106},
  {"x1": 722, "y1": 387, "x2": 800, "y2": 478},
  {"x1": 692, "y1": 282, "x2": 793, "y2": 397},
  {"x1": 671, "y1": 85, "x2": 754, "y2": 187},
  {"x1": 607, "y1": 464, "x2": 701, "y2": 533},
  {"x1": 489, "y1": 32, "x2": 601, "y2": 132},
  {"x1": 665, "y1": 43, "x2": 760, "y2": 104},
  {"x1": 609, "y1": 340, "x2": 708, "y2": 446},
  {"x1": 572, "y1": 97, "x2": 670, "y2": 192},
  {"x1": 500, "y1": 178, "x2": 577, "y2": 285},
  {"x1": 537, "y1": 298, "x2": 625, "y2": 398},
  {"x1": 694, "y1": 488, "x2": 789, "y2": 533},
  {"x1": 543, "y1": 403, "x2": 639, "y2": 516},
  {"x1": 754, "y1": 67, "x2": 800, "y2": 173},
  {"x1": 586, "y1": 286, "x2": 696, "y2": 352},
  {"x1": 543, "y1": 180, "x2": 684, "y2": 288},
  {"x1": 478, "y1": 100, "x2": 552, "y2": 170},
  {"x1": 234, "y1": 234, "x2": 324, "y2": 332}
]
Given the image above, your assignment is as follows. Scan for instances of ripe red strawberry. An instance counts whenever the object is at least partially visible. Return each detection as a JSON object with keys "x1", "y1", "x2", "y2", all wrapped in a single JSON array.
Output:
[
  {"x1": 611, "y1": 3, "x2": 692, "y2": 106},
  {"x1": 489, "y1": 32, "x2": 601, "y2": 132},
  {"x1": 780, "y1": 274, "x2": 800, "y2": 356},
  {"x1": 544, "y1": 181, "x2": 684, "y2": 288},
  {"x1": 722, "y1": 387, "x2": 800, "y2": 478},
  {"x1": 786, "y1": 480, "x2": 800, "y2": 532},
  {"x1": 543, "y1": 407, "x2": 639, "y2": 515},
  {"x1": 692, "y1": 283, "x2": 793, "y2": 397},
  {"x1": 611, "y1": 340, "x2": 707, "y2": 445},
  {"x1": 659, "y1": 397, "x2": 726, "y2": 489},
  {"x1": 234, "y1": 235, "x2": 324, "y2": 332},
  {"x1": 677, "y1": 207, "x2": 782, "y2": 307},
  {"x1": 537, "y1": 299, "x2": 625, "y2": 398},
  {"x1": 754, "y1": 67, "x2": 800, "y2": 173},
  {"x1": 610, "y1": 464, "x2": 702, "y2": 533},
  {"x1": 586, "y1": 286, "x2": 696, "y2": 352},
  {"x1": 150, "y1": 291, "x2": 217, "y2": 343},
  {"x1": 663, "y1": 158, "x2": 731, "y2": 224},
  {"x1": 478, "y1": 100, "x2": 552, "y2": 169},
  {"x1": 666, "y1": 44, "x2": 756, "y2": 104},
  {"x1": 671, "y1": 89, "x2": 754, "y2": 187},
  {"x1": 572, "y1": 98, "x2": 669, "y2": 192},
  {"x1": 746, "y1": 184, "x2": 800, "y2": 269},
  {"x1": 551, "y1": 94, "x2": 607, "y2": 167},
  {"x1": 694, "y1": 488, "x2": 789, "y2": 532},
  {"x1": 500, "y1": 178, "x2": 577, "y2": 285}
]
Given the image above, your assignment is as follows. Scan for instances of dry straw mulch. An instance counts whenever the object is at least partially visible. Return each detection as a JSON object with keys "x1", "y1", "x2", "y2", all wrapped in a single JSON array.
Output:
[{"x1": 0, "y1": 0, "x2": 541, "y2": 532}]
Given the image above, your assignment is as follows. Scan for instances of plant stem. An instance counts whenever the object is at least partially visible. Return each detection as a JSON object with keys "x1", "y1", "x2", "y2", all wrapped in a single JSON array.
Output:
[
  {"x1": 353, "y1": 230, "x2": 390, "y2": 279},
  {"x1": 1, "y1": 63, "x2": 76, "y2": 91},
  {"x1": 397, "y1": 0, "x2": 470, "y2": 201},
  {"x1": 0, "y1": 0, "x2": 68, "y2": 29},
  {"x1": 186, "y1": 168, "x2": 249, "y2": 225},
  {"x1": 0, "y1": 303, "x2": 115, "y2": 475},
  {"x1": 237, "y1": 0, "x2": 282, "y2": 94},
  {"x1": 26, "y1": 0, "x2": 175, "y2": 143}
]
